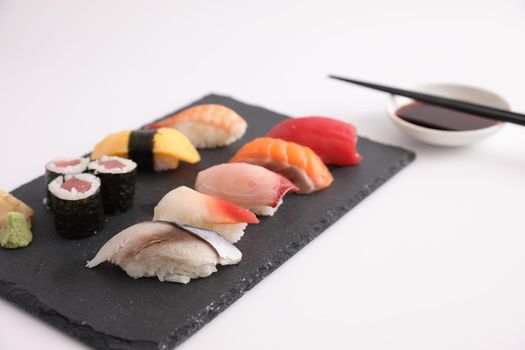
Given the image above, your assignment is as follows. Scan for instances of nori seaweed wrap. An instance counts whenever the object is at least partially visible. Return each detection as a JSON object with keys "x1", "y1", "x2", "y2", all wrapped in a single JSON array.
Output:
[
  {"x1": 88, "y1": 156, "x2": 137, "y2": 214},
  {"x1": 128, "y1": 130, "x2": 155, "y2": 171},
  {"x1": 48, "y1": 173, "x2": 104, "y2": 239}
]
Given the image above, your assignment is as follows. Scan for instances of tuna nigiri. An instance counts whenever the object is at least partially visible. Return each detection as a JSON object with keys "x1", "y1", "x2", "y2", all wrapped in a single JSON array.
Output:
[
  {"x1": 86, "y1": 221, "x2": 241, "y2": 284},
  {"x1": 91, "y1": 128, "x2": 200, "y2": 172},
  {"x1": 147, "y1": 104, "x2": 247, "y2": 149},
  {"x1": 266, "y1": 116, "x2": 362, "y2": 165},
  {"x1": 195, "y1": 163, "x2": 298, "y2": 216},
  {"x1": 153, "y1": 186, "x2": 259, "y2": 243},
  {"x1": 229, "y1": 137, "x2": 334, "y2": 194}
]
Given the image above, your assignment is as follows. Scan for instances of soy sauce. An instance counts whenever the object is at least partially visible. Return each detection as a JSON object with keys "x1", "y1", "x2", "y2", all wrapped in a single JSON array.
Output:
[{"x1": 396, "y1": 102, "x2": 500, "y2": 131}]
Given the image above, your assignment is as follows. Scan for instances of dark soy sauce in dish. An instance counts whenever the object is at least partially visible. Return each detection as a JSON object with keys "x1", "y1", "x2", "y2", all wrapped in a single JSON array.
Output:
[{"x1": 396, "y1": 102, "x2": 500, "y2": 131}]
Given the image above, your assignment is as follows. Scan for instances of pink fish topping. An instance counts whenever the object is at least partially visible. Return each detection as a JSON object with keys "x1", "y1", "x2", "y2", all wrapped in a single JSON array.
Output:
[
  {"x1": 99, "y1": 159, "x2": 125, "y2": 170},
  {"x1": 61, "y1": 177, "x2": 92, "y2": 193},
  {"x1": 54, "y1": 159, "x2": 81, "y2": 168},
  {"x1": 195, "y1": 163, "x2": 298, "y2": 208}
]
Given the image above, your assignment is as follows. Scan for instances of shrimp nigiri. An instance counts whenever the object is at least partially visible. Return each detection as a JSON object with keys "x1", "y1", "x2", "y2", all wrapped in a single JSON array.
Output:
[
  {"x1": 153, "y1": 186, "x2": 259, "y2": 243},
  {"x1": 87, "y1": 221, "x2": 241, "y2": 284},
  {"x1": 266, "y1": 116, "x2": 362, "y2": 165},
  {"x1": 147, "y1": 104, "x2": 247, "y2": 149},
  {"x1": 229, "y1": 137, "x2": 334, "y2": 194},
  {"x1": 195, "y1": 163, "x2": 298, "y2": 216}
]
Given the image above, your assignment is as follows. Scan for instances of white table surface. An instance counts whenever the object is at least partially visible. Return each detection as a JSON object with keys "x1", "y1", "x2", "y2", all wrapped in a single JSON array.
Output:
[{"x1": 1, "y1": 1, "x2": 525, "y2": 349}]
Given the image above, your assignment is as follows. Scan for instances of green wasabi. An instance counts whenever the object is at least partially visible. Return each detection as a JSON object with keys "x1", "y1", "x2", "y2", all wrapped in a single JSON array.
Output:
[{"x1": 0, "y1": 212, "x2": 32, "y2": 249}]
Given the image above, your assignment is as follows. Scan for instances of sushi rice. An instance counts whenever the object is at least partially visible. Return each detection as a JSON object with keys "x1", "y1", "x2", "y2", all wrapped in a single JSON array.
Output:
[
  {"x1": 174, "y1": 120, "x2": 245, "y2": 149},
  {"x1": 206, "y1": 223, "x2": 249, "y2": 243},
  {"x1": 246, "y1": 198, "x2": 283, "y2": 216}
]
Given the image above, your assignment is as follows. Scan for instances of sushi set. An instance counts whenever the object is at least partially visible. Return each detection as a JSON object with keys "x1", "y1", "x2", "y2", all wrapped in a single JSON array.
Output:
[{"x1": 0, "y1": 95, "x2": 415, "y2": 349}]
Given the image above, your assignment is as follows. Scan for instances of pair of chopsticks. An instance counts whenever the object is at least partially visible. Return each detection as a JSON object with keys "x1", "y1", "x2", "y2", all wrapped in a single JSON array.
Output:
[{"x1": 328, "y1": 75, "x2": 525, "y2": 127}]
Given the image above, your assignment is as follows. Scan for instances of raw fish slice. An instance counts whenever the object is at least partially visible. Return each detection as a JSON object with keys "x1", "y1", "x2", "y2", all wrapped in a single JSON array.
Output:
[
  {"x1": 229, "y1": 137, "x2": 333, "y2": 194},
  {"x1": 195, "y1": 163, "x2": 298, "y2": 216},
  {"x1": 175, "y1": 223, "x2": 242, "y2": 264},
  {"x1": 153, "y1": 186, "x2": 259, "y2": 243},
  {"x1": 147, "y1": 104, "x2": 247, "y2": 149},
  {"x1": 266, "y1": 116, "x2": 362, "y2": 165},
  {"x1": 86, "y1": 221, "x2": 241, "y2": 284},
  {"x1": 0, "y1": 188, "x2": 33, "y2": 229}
]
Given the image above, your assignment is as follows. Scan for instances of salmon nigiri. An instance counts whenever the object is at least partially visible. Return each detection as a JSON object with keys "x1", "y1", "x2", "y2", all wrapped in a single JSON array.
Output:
[
  {"x1": 195, "y1": 163, "x2": 298, "y2": 216},
  {"x1": 229, "y1": 137, "x2": 334, "y2": 194},
  {"x1": 266, "y1": 116, "x2": 362, "y2": 165},
  {"x1": 147, "y1": 104, "x2": 247, "y2": 149},
  {"x1": 153, "y1": 186, "x2": 259, "y2": 243}
]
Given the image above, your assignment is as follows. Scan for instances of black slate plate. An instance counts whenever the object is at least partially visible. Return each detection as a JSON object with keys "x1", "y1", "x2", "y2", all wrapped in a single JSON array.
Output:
[{"x1": 0, "y1": 95, "x2": 415, "y2": 350}]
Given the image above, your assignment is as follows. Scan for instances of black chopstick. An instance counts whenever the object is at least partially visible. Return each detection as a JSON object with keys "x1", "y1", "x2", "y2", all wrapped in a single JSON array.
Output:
[{"x1": 329, "y1": 75, "x2": 525, "y2": 127}]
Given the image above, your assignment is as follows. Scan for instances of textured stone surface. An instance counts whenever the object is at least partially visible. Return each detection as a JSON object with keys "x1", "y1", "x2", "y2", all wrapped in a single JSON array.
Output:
[{"x1": 0, "y1": 95, "x2": 415, "y2": 349}]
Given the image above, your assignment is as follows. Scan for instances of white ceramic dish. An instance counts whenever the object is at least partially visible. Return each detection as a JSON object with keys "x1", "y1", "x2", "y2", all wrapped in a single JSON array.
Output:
[{"x1": 386, "y1": 83, "x2": 509, "y2": 146}]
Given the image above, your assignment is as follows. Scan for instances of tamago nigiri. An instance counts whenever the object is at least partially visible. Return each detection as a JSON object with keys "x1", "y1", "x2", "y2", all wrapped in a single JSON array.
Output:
[
  {"x1": 153, "y1": 186, "x2": 259, "y2": 243},
  {"x1": 195, "y1": 163, "x2": 298, "y2": 216},
  {"x1": 147, "y1": 104, "x2": 247, "y2": 149},
  {"x1": 230, "y1": 137, "x2": 334, "y2": 194},
  {"x1": 266, "y1": 116, "x2": 362, "y2": 165},
  {"x1": 91, "y1": 128, "x2": 200, "y2": 171}
]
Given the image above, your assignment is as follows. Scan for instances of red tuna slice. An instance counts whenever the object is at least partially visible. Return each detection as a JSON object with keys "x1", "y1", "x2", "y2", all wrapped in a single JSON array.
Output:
[
  {"x1": 266, "y1": 116, "x2": 362, "y2": 165},
  {"x1": 61, "y1": 176, "x2": 92, "y2": 193},
  {"x1": 54, "y1": 159, "x2": 82, "y2": 168},
  {"x1": 99, "y1": 159, "x2": 126, "y2": 170}
]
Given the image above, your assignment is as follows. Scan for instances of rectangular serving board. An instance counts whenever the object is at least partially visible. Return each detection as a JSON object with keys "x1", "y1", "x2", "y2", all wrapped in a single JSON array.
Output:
[{"x1": 0, "y1": 95, "x2": 415, "y2": 350}]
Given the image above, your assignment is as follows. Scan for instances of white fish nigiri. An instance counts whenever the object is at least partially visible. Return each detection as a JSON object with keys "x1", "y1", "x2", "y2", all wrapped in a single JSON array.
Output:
[
  {"x1": 86, "y1": 221, "x2": 241, "y2": 284},
  {"x1": 153, "y1": 186, "x2": 259, "y2": 243},
  {"x1": 195, "y1": 163, "x2": 298, "y2": 216}
]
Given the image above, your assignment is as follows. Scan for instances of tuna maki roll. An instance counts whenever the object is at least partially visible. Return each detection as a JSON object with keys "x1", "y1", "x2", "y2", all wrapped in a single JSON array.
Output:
[
  {"x1": 48, "y1": 173, "x2": 104, "y2": 239},
  {"x1": 88, "y1": 156, "x2": 137, "y2": 214},
  {"x1": 45, "y1": 157, "x2": 89, "y2": 208}
]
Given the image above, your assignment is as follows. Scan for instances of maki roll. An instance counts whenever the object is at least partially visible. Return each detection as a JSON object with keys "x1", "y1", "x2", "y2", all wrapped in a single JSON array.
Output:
[
  {"x1": 44, "y1": 157, "x2": 89, "y2": 207},
  {"x1": 45, "y1": 157, "x2": 90, "y2": 184},
  {"x1": 48, "y1": 173, "x2": 104, "y2": 239},
  {"x1": 91, "y1": 128, "x2": 200, "y2": 171},
  {"x1": 88, "y1": 156, "x2": 137, "y2": 214}
]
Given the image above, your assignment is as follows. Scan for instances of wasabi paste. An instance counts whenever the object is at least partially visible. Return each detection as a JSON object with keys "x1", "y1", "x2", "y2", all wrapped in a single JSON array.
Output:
[{"x1": 0, "y1": 211, "x2": 32, "y2": 249}]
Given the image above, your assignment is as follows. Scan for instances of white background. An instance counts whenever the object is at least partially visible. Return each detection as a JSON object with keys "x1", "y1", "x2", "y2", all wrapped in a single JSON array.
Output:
[{"x1": 1, "y1": 1, "x2": 525, "y2": 349}]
